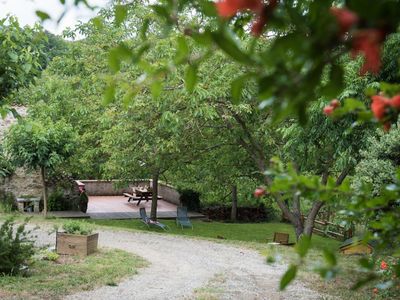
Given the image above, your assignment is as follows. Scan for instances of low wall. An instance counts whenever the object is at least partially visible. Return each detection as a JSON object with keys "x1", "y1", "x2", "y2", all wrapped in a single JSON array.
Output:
[
  {"x1": 157, "y1": 182, "x2": 181, "y2": 205},
  {"x1": 76, "y1": 180, "x2": 181, "y2": 205}
]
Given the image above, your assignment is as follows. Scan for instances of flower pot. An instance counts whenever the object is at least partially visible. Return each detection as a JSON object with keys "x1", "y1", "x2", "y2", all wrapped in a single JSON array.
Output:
[{"x1": 56, "y1": 232, "x2": 98, "y2": 256}]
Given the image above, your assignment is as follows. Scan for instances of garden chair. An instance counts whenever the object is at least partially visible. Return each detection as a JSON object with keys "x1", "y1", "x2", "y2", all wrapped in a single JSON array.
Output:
[
  {"x1": 176, "y1": 206, "x2": 193, "y2": 229},
  {"x1": 139, "y1": 208, "x2": 168, "y2": 231}
]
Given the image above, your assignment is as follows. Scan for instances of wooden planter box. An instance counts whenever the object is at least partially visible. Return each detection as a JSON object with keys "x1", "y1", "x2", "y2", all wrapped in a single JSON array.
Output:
[{"x1": 56, "y1": 232, "x2": 98, "y2": 256}]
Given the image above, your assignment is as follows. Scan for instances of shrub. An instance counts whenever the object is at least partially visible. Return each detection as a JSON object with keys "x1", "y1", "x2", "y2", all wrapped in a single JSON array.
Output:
[
  {"x1": 179, "y1": 189, "x2": 201, "y2": 211},
  {"x1": 37, "y1": 249, "x2": 59, "y2": 262},
  {"x1": 0, "y1": 218, "x2": 35, "y2": 275},
  {"x1": 48, "y1": 188, "x2": 64, "y2": 211},
  {"x1": 62, "y1": 220, "x2": 93, "y2": 235}
]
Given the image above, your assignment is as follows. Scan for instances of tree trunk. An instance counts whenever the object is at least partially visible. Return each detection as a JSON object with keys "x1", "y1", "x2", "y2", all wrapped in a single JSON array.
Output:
[
  {"x1": 150, "y1": 171, "x2": 159, "y2": 220},
  {"x1": 294, "y1": 218, "x2": 305, "y2": 240},
  {"x1": 292, "y1": 192, "x2": 304, "y2": 241},
  {"x1": 230, "y1": 185, "x2": 238, "y2": 222},
  {"x1": 40, "y1": 166, "x2": 48, "y2": 217},
  {"x1": 303, "y1": 201, "x2": 324, "y2": 236}
]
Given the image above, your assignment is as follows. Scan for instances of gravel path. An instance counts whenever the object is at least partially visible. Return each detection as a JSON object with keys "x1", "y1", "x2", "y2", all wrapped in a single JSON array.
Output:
[{"x1": 34, "y1": 228, "x2": 322, "y2": 300}]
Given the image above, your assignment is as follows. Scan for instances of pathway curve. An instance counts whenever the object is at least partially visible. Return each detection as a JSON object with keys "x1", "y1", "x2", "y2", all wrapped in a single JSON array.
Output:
[{"x1": 35, "y1": 228, "x2": 321, "y2": 300}]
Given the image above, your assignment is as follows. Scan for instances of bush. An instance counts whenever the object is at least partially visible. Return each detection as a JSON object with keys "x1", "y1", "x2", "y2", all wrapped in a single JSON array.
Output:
[
  {"x1": 178, "y1": 189, "x2": 201, "y2": 211},
  {"x1": 0, "y1": 218, "x2": 35, "y2": 275},
  {"x1": 48, "y1": 188, "x2": 64, "y2": 211},
  {"x1": 62, "y1": 220, "x2": 93, "y2": 235},
  {"x1": 201, "y1": 204, "x2": 273, "y2": 222},
  {"x1": 47, "y1": 187, "x2": 81, "y2": 211}
]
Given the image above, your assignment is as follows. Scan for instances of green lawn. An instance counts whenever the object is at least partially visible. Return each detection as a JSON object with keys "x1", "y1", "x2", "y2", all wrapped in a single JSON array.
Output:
[
  {"x1": 0, "y1": 248, "x2": 147, "y2": 300},
  {"x1": 88, "y1": 219, "x2": 341, "y2": 251}
]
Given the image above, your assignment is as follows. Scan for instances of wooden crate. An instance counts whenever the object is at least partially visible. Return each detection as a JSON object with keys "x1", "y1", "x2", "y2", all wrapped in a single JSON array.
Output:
[{"x1": 56, "y1": 232, "x2": 98, "y2": 256}]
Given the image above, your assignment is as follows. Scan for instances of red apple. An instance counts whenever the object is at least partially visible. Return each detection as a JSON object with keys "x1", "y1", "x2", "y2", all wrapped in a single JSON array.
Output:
[{"x1": 323, "y1": 105, "x2": 334, "y2": 116}]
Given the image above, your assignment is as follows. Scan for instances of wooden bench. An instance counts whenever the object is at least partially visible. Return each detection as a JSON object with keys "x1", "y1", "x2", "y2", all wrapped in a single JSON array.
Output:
[
  {"x1": 123, "y1": 193, "x2": 135, "y2": 202},
  {"x1": 272, "y1": 232, "x2": 295, "y2": 246},
  {"x1": 123, "y1": 189, "x2": 152, "y2": 206}
]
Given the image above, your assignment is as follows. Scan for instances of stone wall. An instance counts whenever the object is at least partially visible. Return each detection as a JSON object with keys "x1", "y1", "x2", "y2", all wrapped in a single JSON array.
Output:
[
  {"x1": 157, "y1": 182, "x2": 181, "y2": 205},
  {"x1": 76, "y1": 179, "x2": 181, "y2": 205},
  {"x1": 0, "y1": 107, "x2": 42, "y2": 198}
]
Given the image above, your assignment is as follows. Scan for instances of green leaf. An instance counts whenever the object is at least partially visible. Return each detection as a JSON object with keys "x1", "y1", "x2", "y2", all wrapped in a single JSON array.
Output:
[
  {"x1": 103, "y1": 84, "x2": 116, "y2": 105},
  {"x1": 295, "y1": 235, "x2": 311, "y2": 258},
  {"x1": 323, "y1": 250, "x2": 337, "y2": 267},
  {"x1": 358, "y1": 258, "x2": 374, "y2": 270},
  {"x1": 115, "y1": 5, "x2": 128, "y2": 26},
  {"x1": 185, "y1": 64, "x2": 198, "y2": 93},
  {"x1": 150, "y1": 81, "x2": 163, "y2": 98},
  {"x1": 8, "y1": 51, "x2": 18, "y2": 62},
  {"x1": 36, "y1": 11, "x2": 51, "y2": 21},
  {"x1": 151, "y1": 5, "x2": 170, "y2": 21},
  {"x1": 108, "y1": 44, "x2": 132, "y2": 73},
  {"x1": 122, "y1": 88, "x2": 137, "y2": 108},
  {"x1": 22, "y1": 63, "x2": 32, "y2": 74},
  {"x1": 175, "y1": 36, "x2": 189, "y2": 65},
  {"x1": 351, "y1": 274, "x2": 377, "y2": 290},
  {"x1": 211, "y1": 31, "x2": 253, "y2": 65},
  {"x1": 280, "y1": 265, "x2": 297, "y2": 290},
  {"x1": 231, "y1": 74, "x2": 252, "y2": 104},
  {"x1": 321, "y1": 64, "x2": 344, "y2": 98},
  {"x1": 343, "y1": 98, "x2": 366, "y2": 110},
  {"x1": 140, "y1": 19, "x2": 150, "y2": 40},
  {"x1": 92, "y1": 17, "x2": 104, "y2": 29},
  {"x1": 198, "y1": 0, "x2": 217, "y2": 16}
]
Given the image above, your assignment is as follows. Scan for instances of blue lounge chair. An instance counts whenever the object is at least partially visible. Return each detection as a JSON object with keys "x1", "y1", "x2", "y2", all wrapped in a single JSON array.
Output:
[
  {"x1": 139, "y1": 208, "x2": 168, "y2": 231},
  {"x1": 176, "y1": 206, "x2": 193, "y2": 229}
]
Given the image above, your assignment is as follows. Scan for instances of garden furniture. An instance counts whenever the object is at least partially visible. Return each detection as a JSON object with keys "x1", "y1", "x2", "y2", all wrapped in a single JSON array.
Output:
[
  {"x1": 176, "y1": 206, "x2": 193, "y2": 229},
  {"x1": 139, "y1": 207, "x2": 168, "y2": 231}
]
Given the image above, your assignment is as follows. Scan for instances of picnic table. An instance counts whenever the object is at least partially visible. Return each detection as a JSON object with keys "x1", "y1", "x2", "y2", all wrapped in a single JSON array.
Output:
[{"x1": 124, "y1": 187, "x2": 153, "y2": 206}]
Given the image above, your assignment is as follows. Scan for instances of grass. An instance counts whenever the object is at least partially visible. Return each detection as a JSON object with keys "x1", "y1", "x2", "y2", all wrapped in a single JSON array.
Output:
[
  {"x1": 194, "y1": 273, "x2": 226, "y2": 300},
  {"x1": 0, "y1": 248, "x2": 148, "y2": 300},
  {"x1": 88, "y1": 219, "x2": 341, "y2": 251}
]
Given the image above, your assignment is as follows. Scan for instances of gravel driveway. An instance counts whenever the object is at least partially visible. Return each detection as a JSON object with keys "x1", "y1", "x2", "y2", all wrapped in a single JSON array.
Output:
[{"x1": 34, "y1": 228, "x2": 321, "y2": 300}]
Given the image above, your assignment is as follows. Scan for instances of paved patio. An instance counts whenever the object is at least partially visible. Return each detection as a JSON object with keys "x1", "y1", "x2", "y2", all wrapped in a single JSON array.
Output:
[{"x1": 86, "y1": 195, "x2": 204, "y2": 219}]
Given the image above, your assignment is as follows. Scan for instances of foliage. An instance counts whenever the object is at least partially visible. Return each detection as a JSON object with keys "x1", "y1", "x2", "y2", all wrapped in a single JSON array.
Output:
[
  {"x1": 24, "y1": 34, "x2": 115, "y2": 179},
  {"x1": 5, "y1": 119, "x2": 77, "y2": 215},
  {"x1": 62, "y1": 220, "x2": 93, "y2": 235},
  {"x1": 353, "y1": 127, "x2": 400, "y2": 195},
  {"x1": 47, "y1": 188, "x2": 65, "y2": 211},
  {"x1": 19, "y1": 0, "x2": 400, "y2": 293},
  {"x1": 5, "y1": 119, "x2": 76, "y2": 171},
  {"x1": 0, "y1": 146, "x2": 14, "y2": 179},
  {"x1": 372, "y1": 258, "x2": 400, "y2": 298},
  {"x1": 178, "y1": 189, "x2": 201, "y2": 211},
  {"x1": 0, "y1": 16, "x2": 49, "y2": 111},
  {"x1": 40, "y1": 249, "x2": 60, "y2": 262},
  {"x1": 0, "y1": 217, "x2": 35, "y2": 275}
]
